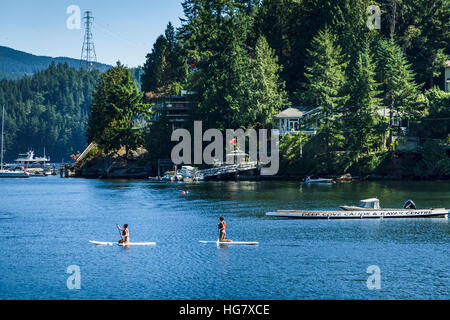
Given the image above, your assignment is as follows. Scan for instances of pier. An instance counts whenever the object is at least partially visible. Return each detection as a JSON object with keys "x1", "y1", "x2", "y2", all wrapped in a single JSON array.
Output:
[{"x1": 198, "y1": 162, "x2": 258, "y2": 180}]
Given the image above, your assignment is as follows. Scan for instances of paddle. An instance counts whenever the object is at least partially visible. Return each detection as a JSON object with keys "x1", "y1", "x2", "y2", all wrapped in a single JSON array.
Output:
[{"x1": 116, "y1": 224, "x2": 123, "y2": 242}]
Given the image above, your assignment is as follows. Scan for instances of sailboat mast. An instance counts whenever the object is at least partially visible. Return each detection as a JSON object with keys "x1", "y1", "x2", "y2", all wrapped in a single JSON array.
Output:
[{"x1": 1, "y1": 105, "x2": 4, "y2": 172}]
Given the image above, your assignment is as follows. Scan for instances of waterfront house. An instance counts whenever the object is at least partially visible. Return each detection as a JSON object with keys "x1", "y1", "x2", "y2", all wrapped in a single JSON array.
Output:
[
  {"x1": 377, "y1": 107, "x2": 409, "y2": 133},
  {"x1": 445, "y1": 60, "x2": 450, "y2": 92},
  {"x1": 273, "y1": 106, "x2": 320, "y2": 135},
  {"x1": 138, "y1": 90, "x2": 193, "y2": 131}
]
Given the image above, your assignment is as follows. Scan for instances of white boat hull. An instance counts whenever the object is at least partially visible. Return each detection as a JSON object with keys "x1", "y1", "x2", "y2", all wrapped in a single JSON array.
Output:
[
  {"x1": 0, "y1": 170, "x2": 30, "y2": 178},
  {"x1": 304, "y1": 179, "x2": 333, "y2": 184},
  {"x1": 266, "y1": 209, "x2": 449, "y2": 219}
]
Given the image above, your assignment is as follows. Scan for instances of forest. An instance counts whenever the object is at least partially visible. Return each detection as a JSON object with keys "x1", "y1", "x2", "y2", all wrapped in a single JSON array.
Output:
[
  {"x1": 134, "y1": 0, "x2": 450, "y2": 177},
  {"x1": 0, "y1": 62, "x2": 100, "y2": 162}
]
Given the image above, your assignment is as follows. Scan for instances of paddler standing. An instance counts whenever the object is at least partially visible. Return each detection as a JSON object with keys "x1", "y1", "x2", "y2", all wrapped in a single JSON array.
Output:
[
  {"x1": 116, "y1": 224, "x2": 130, "y2": 244},
  {"x1": 218, "y1": 216, "x2": 232, "y2": 242}
]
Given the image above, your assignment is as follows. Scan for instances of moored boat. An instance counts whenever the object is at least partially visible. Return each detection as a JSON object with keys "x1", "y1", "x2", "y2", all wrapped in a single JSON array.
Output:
[
  {"x1": 0, "y1": 169, "x2": 30, "y2": 178},
  {"x1": 14, "y1": 150, "x2": 52, "y2": 176},
  {"x1": 266, "y1": 208, "x2": 448, "y2": 219},
  {"x1": 304, "y1": 176, "x2": 334, "y2": 184},
  {"x1": 266, "y1": 198, "x2": 449, "y2": 219}
]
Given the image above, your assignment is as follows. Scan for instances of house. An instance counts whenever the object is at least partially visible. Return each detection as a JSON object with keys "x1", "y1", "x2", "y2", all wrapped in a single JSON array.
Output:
[
  {"x1": 377, "y1": 107, "x2": 409, "y2": 134},
  {"x1": 445, "y1": 60, "x2": 450, "y2": 92},
  {"x1": 137, "y1": 90, "x2": 193, "y2": 131},
  {"x1": 151, "y1": 90, "x2": 193, "y2": 131},
  {"x1": 273, "y1": 106, "x2": 320, "y2": 135},
  {"x1": 274, "y1": 105, "x2": 410, "y2": 137}
]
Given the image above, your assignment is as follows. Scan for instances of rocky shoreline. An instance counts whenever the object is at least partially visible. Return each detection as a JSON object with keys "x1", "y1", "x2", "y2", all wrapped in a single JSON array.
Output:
[{"x1": 65, "y1": 162, "x2": 449, "y2": 181}]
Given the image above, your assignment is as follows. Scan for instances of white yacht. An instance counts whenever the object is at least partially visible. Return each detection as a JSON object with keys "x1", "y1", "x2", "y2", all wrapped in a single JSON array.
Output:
[{"x1": 14, "y1": 150, "x2": 50, "y2": 176}]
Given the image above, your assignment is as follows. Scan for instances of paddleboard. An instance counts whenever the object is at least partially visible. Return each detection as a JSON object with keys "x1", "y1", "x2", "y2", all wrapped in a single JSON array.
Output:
[
  {"x1": 89, "y1": 241, "x2": 156, "y2": 246},
  {"x1": 199, "y1": 241, "x2": 259, "y2": 245}
]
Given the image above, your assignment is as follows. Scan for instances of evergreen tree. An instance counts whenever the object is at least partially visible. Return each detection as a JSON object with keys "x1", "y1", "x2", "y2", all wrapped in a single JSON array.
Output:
[
  {"x1": 87, "y1": 62, "x2": 151, "y2": 158},
  {"x1": 145, "y1": 105, "x2": 173, "y2": 162},
  {"x1": 141, "y1": 23, "x2": 187, "y2": 95},
  {"x1": 180, "y1": 0, "x2": 253, "y2": 129},
  {"x1": 298, "y1": 27, "x2": 349, "y2": 154},
  {"x1": 376, "y1": 39, "x2": 420, "y2": 149},
  {"x1": 241, "y1": 35, "x2": 288, "y2": 128},
  {"x1": 141, "y1": 35, "x2": 169, "y2": 94},
  {"x1": 379, "y1": 0, "x2": 450, "y2": 88},
  {"x1": 345, "y1": 45, "x2": 383, "y2": 153},
  {"x1": 255, "y1": 0, "x2": 376, "y2": 97}
]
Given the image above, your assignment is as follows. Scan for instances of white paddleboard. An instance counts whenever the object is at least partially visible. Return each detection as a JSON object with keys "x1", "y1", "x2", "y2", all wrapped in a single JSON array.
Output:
[
  {"x1": 89, "y1": 241, "x2": 156, "y2": 246},
  {"x1": 199, "y1": 240, "x2": 259, "y2": 245}
]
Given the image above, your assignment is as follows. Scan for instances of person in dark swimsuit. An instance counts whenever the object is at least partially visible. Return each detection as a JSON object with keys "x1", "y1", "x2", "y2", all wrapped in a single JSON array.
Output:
[
  {"x1": 218, "y1": 216, "x2": 232, "y2": 242},
  {"x1": 116, "y1": 224, "x2": 130, "y2": 243}
]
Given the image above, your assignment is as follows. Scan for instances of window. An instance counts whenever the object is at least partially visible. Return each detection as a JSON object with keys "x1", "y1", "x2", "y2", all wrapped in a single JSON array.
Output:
[{"x1": 289, "y1": 120, "x2": 299, "y2": 131}]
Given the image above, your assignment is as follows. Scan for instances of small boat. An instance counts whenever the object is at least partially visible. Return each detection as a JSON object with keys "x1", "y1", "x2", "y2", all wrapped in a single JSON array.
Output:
[
  {"x1": 266, "y1": 208, "x2": 449, "y2": 219},
  {"x1": 161, "y1": 175, "x2": 176, "y2": 182},
  {"x1": 304, "y1": 176, "x2": 333, "y2": 184},
  {"x1": 266, "y1": 198, "x2": 449, "y2": 219},
  {"x1": 0, "y1": 169, "x2": 30, "y2": 178},
  {"x1": 29, "y1": 169, "x2": 45, "y2": 176}
]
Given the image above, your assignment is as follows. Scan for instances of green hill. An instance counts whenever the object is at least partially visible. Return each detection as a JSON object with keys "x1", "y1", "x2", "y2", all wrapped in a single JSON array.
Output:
[{"x1": 0, "y1": 46, "x2": 111, "y2": 80}]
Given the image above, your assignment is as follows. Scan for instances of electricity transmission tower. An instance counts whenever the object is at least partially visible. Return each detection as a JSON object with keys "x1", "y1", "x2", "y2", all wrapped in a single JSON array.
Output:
[{"x1": 80, "y1": 11, "x2": 97, "y2": 70}]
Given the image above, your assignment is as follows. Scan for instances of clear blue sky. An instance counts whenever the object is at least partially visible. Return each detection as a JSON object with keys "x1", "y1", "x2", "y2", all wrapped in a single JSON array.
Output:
[{"x1": 0, "y1": 0, "x2": 185, "y2": 67}]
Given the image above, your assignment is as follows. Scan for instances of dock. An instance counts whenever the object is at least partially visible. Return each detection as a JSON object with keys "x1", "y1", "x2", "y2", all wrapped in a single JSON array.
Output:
[{"x1": 199, "y1": 162, "x2": 258, "y2": 180}]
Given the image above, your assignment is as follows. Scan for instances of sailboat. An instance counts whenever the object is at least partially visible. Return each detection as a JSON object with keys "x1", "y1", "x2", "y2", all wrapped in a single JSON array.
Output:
[{"x1": 0, "y1": 105, "x2": 30, "y2": 178}]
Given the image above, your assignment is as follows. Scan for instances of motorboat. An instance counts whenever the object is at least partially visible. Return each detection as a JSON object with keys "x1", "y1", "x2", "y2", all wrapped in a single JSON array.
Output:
[
  {"x1": 304, "y1": 176, "x2": 333, "y2": 184},
  {"x1": 0, "y1": 169, "x2": 30, "y2": 178},
  {"x1": 266, "y1": 198, "x2": 449, "y2": 219}
]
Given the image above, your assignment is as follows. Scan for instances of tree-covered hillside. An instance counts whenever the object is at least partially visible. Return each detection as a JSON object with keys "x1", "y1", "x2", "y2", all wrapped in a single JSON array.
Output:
[
  {"x1": 135, "y1": 0, "x2": 450, "y2": 177},
  {"x1": 0, "y1": 62, "x2": 101, "y2": 162},
  {"x1": 0, "y1": 46, "x2": 111, "y2": 80}
]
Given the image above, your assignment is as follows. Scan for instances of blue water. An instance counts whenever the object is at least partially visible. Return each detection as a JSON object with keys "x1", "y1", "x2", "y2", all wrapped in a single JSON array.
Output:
[{"x1": 0, "y1": 177, "x2": 448, "y2": 299}]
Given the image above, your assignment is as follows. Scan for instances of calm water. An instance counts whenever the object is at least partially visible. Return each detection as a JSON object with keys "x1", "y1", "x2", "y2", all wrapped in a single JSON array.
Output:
[{"x1": 0, "y1": 177, "x2": 448, "y2": 300}]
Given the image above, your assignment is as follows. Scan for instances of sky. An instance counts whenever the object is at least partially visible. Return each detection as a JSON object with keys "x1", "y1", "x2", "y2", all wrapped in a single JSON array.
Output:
[{"x1": 0, "y1": 0, "x2": 185, "y2": 67}]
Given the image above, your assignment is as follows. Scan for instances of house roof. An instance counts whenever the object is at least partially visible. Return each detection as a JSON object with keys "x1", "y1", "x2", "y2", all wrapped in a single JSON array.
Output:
[
  {"x1": 274, "y1": 106, "x2": 312, "y2": 119},
  {"x1": 445, "y1": 60, "x2": 450, "y2": 68}
]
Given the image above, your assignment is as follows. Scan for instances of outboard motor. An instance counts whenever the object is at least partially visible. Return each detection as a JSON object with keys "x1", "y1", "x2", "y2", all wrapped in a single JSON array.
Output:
[{"x1": 403, "y1": 199, "x2": 416, "y2": 209}]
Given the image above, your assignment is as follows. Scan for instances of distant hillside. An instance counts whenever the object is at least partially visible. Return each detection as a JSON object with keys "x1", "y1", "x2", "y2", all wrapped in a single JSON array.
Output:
[{"x1": 0, "y1": 46, "x2": 111, "y2": 80}]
